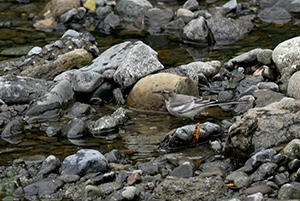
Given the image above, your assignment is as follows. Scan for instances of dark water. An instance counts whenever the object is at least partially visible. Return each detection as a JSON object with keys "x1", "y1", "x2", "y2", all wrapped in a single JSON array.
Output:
[{"x1": 0, "y1": 0, "x2": 300, "y2": 166}]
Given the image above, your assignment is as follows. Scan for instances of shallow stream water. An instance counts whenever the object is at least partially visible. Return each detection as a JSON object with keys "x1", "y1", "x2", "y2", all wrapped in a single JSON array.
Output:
[{"x1": 0, "y1": 0, "x2": 300, "y2": 167}]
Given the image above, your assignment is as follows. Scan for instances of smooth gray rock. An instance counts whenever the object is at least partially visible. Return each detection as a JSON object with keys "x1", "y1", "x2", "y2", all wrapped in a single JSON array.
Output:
[
  {"x1": 182, "y1": 0, "x2": 199, "y2": 11},
  {"x1": 160, "y1": 122, "x2": 222, "y2": 149},
  {"x1": 257, "y1": 49, "x2": 273, "y2": 65},
  {"x1": 272, "y1": 36, "x2": 300, "y2": 84},
  {"x1": 69, "y1": 71, "x2": 104, "y2": 93},
  {"x1": 27, "y1": 46, "x2": 42, "y2": 56},
  {"x1": 66, "y1": 118, "x2": 88, "y2": 139},
  {"x1": 258, "y1": 7, "x2": 292, "y2": 24},
  {"x1": 228, "y1": 48, "x2": 262, "y2": 65},
  {"x1": 37, "y1": 155, "x2": 61, "y2": 176},
  {"x1": 250, "y1": 162, "x2": 278, "y2": 181},
  {"x1": 171, "y1": 161, "x2": 194, "y2": 178},
  {"x1": 0, "y1": 75, "x2": 53, "y2": 105},
  {"x1": 60, "y1": 149, "x2": 109, "y2": 176},
  {"x1": 207, "y1": 16, "x2": 253, "y2": 45},
  {"x1": 25, "y1": 79, "x2": 74, "y2": 117},
  {"x1": 116, "y1": 0, "x2": 153, "y2": 22},
  {"x1": 104, "y1": 149, "x2": 130, "y2": 164},
  {"x1": 183, "y1": 16, "x2": 212, "y2": 45},
  {"x1": 24, "y1": 178, "x2": 64, "y2": 200}
]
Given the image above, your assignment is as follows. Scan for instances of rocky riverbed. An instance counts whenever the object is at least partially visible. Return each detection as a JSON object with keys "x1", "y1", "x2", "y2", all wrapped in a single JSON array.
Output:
[{"x1": 1, "y1": 0, "x2": 300, "y2": 200}]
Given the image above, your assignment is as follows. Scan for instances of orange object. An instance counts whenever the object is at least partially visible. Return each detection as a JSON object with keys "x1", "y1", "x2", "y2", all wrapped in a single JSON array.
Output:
[
  {"x1": 226, "y1": 183, "x2": 234, "y2": 188},
  {"x1": 189, "y1": 123, "x2": 200, "y2": 147}
]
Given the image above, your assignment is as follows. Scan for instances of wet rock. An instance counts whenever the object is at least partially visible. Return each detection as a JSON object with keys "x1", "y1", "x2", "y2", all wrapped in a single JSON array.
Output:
[
  {"x1": 154, "y1": 176, "x2": 226, "y2": 200},
  {"x1": 183, "y1": 16, "x2": 213, "y2": 45},
  {"x1": 25, "y1": 79, "x2": 74, "y2": 118},
  {"x1": 227, "y1": 99, "x2": 300, "y2": 159},
  {"x1": 67, "y1": 102, "x2": 93, "y2": 118},
  {"x1": 227, "y1": 48, "x2": 262, "y2": 66},
  {"x1": 160, "y1": 122, "x2": 222, "y2": 150},
  {"x1": 164, "y1": 18, "x2": 185, "y2": 35},
  {"x1": 170, "y1": 161, "x2": 194, "y2": 178},
  {"x1": 243, "y1": 184, "x2": 273, "y2": 195},
  {"x1": 137, "y1": 162, "x2": 158, "y2": 175},
  {"x1": 278, "y1": 183, "x2": 300, "y2": 199},
  {"x1": 21, "y1": 49, "x2": 93, "y2": 80},
  {"x1": 281, "y1": 139, "x2": 300, "y2": 159},
  {"x1": 24, "y1": 178, "x2": 64, "y2": 200},
  {"x1": 60, "y1": 149, "x2": 109, "y2": 176},
  {"x1": 127, "y1": 73, "x2": 198, "y2": 111},
  {"x1": 287, "y1": 71, "x2": 300, "y2": 99},
  {"x1": 37, "y1": 155, "x2": 61, "y2": 176},
  {"x1": 1, "y1": 119, "x2": 24, "y2": 144},
  {"x1": 60, "y1": 8, "x2": 78, "y2": 23},
  {"x1": 91, "y1": 107, "x2": 126, "y2": 136},
  {"x1": 250, "y1": 162, "x2": 277, "y2": 181},
  {"x1": 104, "y1": 149, "x2": 130, "y2": 164},
  {"x1": 145, "y1": 8, "x2": 173, "y2": 33},
  {"x1": 226, "y1": 171, "x2": 251, "y2": 188},
  {"x1": 0, "y1": 75, "x2": 53, "y2": 105},
  {"x1": 116, "y1": 0, "x2": 153, "y2": 22},
  {"x1": 257, "y1": 49, "x2": 273, "y2": 65},
  {"x1": 113, "y1": 88, "x2": 126, "y2": 105},
  {"x1": 207, "y1": 16, "x2": 253, "y2": 45},
  {"x1": 258, "y1": 7, "x2": 292, "y2": 24},
  {"x1": 66, "y1": 118, "x2": 88, "y2": 139},
  {"x1": 272, "y1": 36, "x2": 300, "y2": 85},
  {"x1": 90, "y1": 82, "x2": 113, "y2": 104}
]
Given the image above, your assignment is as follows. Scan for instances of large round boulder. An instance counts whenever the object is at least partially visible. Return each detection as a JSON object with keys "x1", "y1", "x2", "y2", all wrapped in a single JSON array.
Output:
[
  {"x1": 127, "y1": 73, "x2": 198, "y2": 111},
  {"x1": 272, "y1": 36, "x2": 300, "y2": 86}
]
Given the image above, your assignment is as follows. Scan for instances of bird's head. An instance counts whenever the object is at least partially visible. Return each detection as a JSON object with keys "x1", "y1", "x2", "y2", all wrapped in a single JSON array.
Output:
[{"x1": 153, "y1": 88, "x2": 175, "y2": 100}]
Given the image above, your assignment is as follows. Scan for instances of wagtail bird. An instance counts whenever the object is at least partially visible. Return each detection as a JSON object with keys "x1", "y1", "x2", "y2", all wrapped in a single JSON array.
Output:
[{"x1": 153, "y1": 88, "x2": 243, "y2": 119}]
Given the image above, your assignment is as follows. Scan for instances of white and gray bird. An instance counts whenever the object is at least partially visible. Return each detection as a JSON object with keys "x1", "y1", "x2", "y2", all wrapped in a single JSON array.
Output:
[{"x1": 153, "y1": 88, "x2": 243, "y2": 119}]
